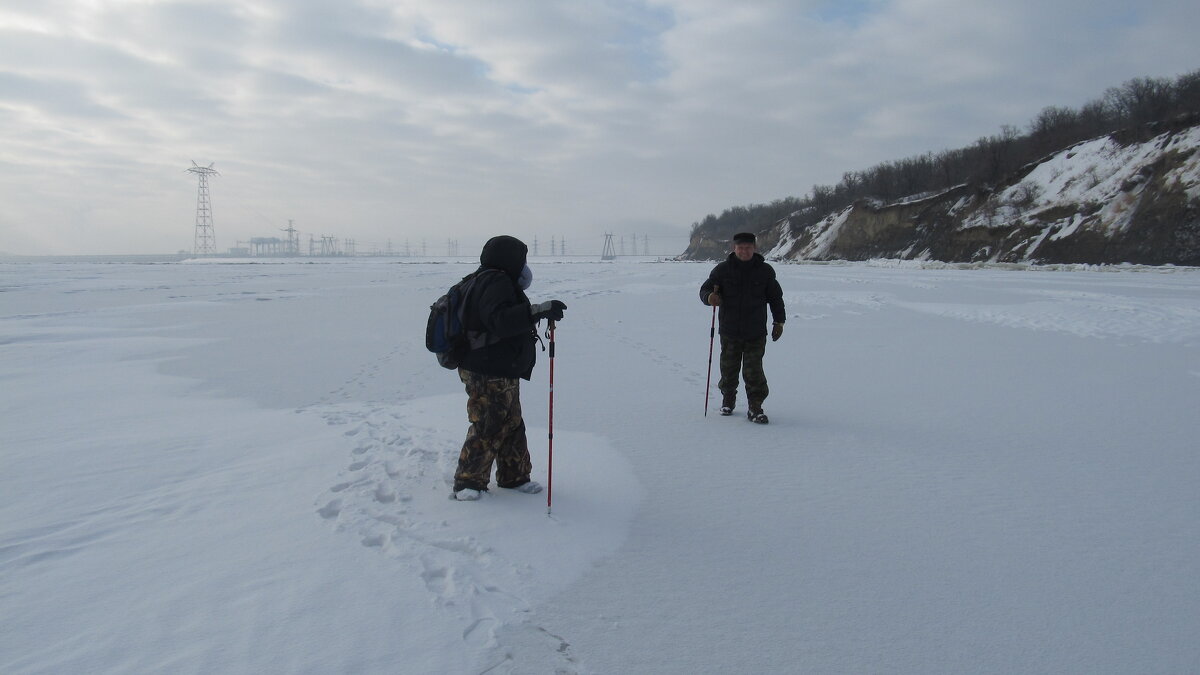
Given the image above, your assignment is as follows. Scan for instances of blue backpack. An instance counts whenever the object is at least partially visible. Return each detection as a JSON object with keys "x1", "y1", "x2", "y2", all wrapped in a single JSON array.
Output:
[{"x1": 425, "y1": 270, "x2": 502, "y2": 369}]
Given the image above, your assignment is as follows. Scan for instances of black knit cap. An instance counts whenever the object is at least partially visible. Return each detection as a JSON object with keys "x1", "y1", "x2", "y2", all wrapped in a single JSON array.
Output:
[{"x1": 732, "y1": 232, "x2": 756, "y2": 245}]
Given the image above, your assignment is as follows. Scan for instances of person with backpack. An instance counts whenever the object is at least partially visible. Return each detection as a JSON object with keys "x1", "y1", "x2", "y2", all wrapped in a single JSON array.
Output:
[
  {"x1": 451, "y1": 235, "x2": 566, "y2": 501},
  {"x1": 699, "y1": 232, "x2": 785, "y2": 424}
]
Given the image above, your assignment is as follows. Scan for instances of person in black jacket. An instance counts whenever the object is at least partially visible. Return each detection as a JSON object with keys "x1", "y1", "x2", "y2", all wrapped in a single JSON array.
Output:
[
  {"x1": 699, "y1": 232, "x2": 785, "y2": 423},
  {"x1": 452, "y1": 235, "x2": 566, "y2": 501}
]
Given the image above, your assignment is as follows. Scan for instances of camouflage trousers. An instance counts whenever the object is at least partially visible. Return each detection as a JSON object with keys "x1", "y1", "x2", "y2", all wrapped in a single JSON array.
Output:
[
  {"x1": 718, "y1": 335, "x2": 769, "y2": 408},
  {"x1": 454, "y1": 369, "x2": 533, "y2": 492}
]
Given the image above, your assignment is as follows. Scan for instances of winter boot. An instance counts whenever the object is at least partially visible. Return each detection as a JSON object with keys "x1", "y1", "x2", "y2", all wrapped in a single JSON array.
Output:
[
  {"x1": 453, "y1": 488, "x2": 483, "y2": 501},
  {"x1": 506, "y1": 480, "x2": 543, "y2": 494},
  {"x1": 719, "y1": 392, "x2": 736, "y2": 416},
  {"x1": 747, "y1": 406, "x2": 769, "y2": 424}
]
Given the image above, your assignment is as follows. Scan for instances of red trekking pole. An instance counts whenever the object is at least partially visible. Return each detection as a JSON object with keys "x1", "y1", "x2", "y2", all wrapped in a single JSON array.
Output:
[
  {"x1": 546, "y1": 320, "x2": 556, "y2": 515},
  {"x1": 704, "y1": 290, "x2": 717, "y2": 416}
]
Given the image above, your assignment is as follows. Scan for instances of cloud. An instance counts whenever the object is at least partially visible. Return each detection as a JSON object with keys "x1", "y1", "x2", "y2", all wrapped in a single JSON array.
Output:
[{"x1": 0, "y1": 0, "x2": 1197, "y2": 255}]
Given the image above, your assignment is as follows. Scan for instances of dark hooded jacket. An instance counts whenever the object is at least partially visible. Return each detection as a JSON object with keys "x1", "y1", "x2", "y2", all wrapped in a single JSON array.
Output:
[
  {"x1": 459, "y1": 236, "x2": 538, "y2": 380},
  {"x1": 699, "y1": 252, "x2": 785, "y2": 340}
]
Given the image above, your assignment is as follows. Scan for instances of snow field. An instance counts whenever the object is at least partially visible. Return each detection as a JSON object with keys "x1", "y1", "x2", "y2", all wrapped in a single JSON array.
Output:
[{"x1": 2, "y1": 258, "x2": 1198, "y2": 673}]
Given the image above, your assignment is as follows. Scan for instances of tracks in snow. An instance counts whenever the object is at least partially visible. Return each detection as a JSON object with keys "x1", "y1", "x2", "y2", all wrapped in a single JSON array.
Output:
[{"x1": 311, "y1": 397, "x2": 580, "y2": 673}]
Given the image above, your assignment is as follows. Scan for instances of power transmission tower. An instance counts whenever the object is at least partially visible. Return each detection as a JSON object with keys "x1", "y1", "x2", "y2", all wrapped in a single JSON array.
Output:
[
  {"x1": 187, "y1": 161, "x2": 219, "y2": 255},
  {"x1": 282, "y1": 220, "x2": 300, "y2": 255},
  {"x1": 601, "y1": 233, "x2": 616, "y2": 260}
]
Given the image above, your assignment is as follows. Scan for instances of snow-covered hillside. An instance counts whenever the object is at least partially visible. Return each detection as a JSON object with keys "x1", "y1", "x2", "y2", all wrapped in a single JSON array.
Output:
[
  {"x1": 3, "y1": 258, "x2": 1199, "y2": 673},
  {"x1": 754, "y1": 118, "x2": 1200, "y2": 265},
  {"x1": 981, "y1": 125, "x2": 1200, "y2": 235}
]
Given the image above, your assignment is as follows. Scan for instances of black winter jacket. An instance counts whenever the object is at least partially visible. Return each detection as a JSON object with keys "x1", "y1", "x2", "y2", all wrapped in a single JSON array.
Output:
[
  {"x1": 699, "y1": 253, "x2": 785, "y2": 340},
  {"x1": 460, "y1": 236, "x2": 538, "y2": 380}
]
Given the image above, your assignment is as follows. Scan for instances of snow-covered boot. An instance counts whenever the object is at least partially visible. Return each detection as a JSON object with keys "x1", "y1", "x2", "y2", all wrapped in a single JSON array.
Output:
[
  {"x1": 747, "y1": 407, "x2": 769, "y2": 424},
  {"x1": 719, "y1": 393, "x2": 735, "y2": 416},
  {"x1": 453, "y1": 488, "x2": 483, "y2": 501},
  {"x1": 507, "y1": 480, "x2": 543, "y2": 494}
]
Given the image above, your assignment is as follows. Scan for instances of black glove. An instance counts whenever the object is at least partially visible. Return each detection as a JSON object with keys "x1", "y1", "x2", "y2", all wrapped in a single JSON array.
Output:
[
  {"x1": 706, "y1": 284, "x2": 721, "y2": 306},
  {"x1": 771, "y1": 322, "x2": 784, "y2": 341},
  {"x1": 531, "y1": 300, "x2": 567, "y2": 322}
]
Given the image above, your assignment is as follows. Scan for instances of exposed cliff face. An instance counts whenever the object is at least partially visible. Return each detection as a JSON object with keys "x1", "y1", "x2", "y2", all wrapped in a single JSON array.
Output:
[{"x1": 685, "y1": 120, "x2": 1200, "y2": 265}]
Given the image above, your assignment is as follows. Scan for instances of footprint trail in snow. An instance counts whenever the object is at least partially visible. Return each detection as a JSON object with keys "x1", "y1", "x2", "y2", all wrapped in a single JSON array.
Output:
[{"x1": 312, "y1": 393, "x2": 640, "y2": 672}]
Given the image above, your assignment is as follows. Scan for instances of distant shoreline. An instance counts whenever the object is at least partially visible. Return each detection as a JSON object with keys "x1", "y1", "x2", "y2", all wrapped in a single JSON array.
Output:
[
  {"x1": 0, "y1": 254, "x2": 190, "y2": 264},
  {"x1": 0, "y1": 253, "x2": 676, "y2": 264}
]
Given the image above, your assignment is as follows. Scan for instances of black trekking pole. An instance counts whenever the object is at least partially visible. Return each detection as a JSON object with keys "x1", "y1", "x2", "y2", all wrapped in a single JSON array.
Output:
[
  {"x1": 704, "y1": 292, "x2": 717, "y2": 416},
  {"x1": 546, "y1": 319, "x2": 556, "y2": 515}
]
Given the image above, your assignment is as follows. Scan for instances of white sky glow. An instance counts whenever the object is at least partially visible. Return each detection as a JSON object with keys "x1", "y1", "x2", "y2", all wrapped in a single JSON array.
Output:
[{"x1": 0, "y1": 0, "x2": 1197, "y2": 255}]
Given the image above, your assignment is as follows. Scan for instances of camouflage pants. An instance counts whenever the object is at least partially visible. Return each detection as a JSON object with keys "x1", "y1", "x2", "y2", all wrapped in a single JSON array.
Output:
[
  {"x1": 718, "y1": 335, "x2": 769, "y2": 408},
  {"x1": 454, "y1": 369, "x2": 532, "y2": 492}
]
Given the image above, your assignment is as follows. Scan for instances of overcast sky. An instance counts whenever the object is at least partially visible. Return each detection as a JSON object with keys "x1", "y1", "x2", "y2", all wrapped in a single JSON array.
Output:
[{"x1": 1, "y1": 0, "x2": 1197, "y2": 256}]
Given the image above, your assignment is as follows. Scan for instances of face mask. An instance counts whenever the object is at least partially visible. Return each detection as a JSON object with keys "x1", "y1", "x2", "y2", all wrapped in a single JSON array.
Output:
[{"x1": 517, "y1": 264, "x2": 533, "y2": 290}]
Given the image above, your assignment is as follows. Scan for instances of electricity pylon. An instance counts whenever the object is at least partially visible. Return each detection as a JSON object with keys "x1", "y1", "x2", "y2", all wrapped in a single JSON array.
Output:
[
  {"x1": 187, "y1": 161, "x2": 219, "y2": 255},
  {"x1": 601, "y1": 233, "x2": 616, "y2": 260}
]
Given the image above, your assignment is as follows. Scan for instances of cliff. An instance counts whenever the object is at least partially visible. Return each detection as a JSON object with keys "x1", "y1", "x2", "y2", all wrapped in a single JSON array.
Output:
[{"x1": 684, "y1": 118, "x2": 1200, "y2": 266}]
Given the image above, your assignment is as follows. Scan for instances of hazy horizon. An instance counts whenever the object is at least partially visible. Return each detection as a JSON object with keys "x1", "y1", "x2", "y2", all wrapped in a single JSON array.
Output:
[{"x1": 2, "y1": 1, "x2": 1198, "y2": 256}]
